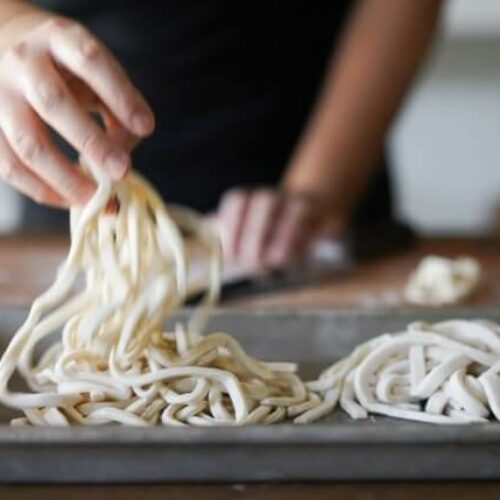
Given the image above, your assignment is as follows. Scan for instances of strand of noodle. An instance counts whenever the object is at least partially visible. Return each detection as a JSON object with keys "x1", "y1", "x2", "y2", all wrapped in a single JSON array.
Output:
[
  {"x1": 409, "y1": 345, "x2": 426, "y2": 392},
  {"x1": 425, "y1": 390, "x2": 449, "y2": 415},
  {"x1": 340, "y1": 372, "x2": 368, "y2": 420},
  {"x1": 448, "y1": 369, "x2": 489, "y2": 418},
  {"x1": 108, "y1": 350, "x2": 249, "y2": 422},
  {"x1": 294, "y1": 389, "x2": 340, "y2": 424}
]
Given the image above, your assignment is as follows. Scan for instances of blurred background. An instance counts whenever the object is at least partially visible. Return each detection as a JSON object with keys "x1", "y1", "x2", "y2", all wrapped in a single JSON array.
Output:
[
  {"x1": 0, "y1": 0, "x2": 498, "y2": 237},
  {"x1": 392, "y1": 0, "x2": 500, "y2": 236}
]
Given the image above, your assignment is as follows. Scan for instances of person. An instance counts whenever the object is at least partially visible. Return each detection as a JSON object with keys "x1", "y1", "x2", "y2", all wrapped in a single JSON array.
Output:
[{"x1": 0, "y1": 0, "x2": 442, "y2": 270}]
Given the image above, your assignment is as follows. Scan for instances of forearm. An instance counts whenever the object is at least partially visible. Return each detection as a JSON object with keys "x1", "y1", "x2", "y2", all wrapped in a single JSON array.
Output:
[{"x1": 283, "y1": 0, "x2": 442, "y2": 216}]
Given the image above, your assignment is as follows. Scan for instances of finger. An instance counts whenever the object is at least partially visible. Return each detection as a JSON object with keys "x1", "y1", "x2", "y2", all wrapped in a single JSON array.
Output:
[
  {"x1": 66, "y1": 78, "x2": 138, "y2": 149},
  {"x1": 238, "y1": 189, "x2": 279, "y2": 267},
  {"x1": 217, "y1": 189, "x2": 249, "y2": 259},
  {"x1": 0, "y1": 130, "x2": 67, "y2": 208},
  {"x1": 0, "y1": 96, "x2": 95, "y2": 205},
  {"x1": 100, "y1": 105, "x2": 140, "y2": 152},
  {"x1": 19, "y1": 54, "x2": 130, "y2": 179},
  {"x1": 68, "y1": 78, "x2": 139, "y2": 151},
  {"x1": 265, "y1": 200, "x2": 310, "y2": 268},
  {"x1": 46, "y1": 18, "x2": 155, "y2": 137}
]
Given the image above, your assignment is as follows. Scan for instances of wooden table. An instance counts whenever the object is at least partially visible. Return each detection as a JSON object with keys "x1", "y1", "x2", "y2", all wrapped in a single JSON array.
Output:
[
  {"x1": 2, "y1": 482, "x2": 500, "y2": 500},
  {"x1": 1, "y1": 233, "x2": 499, "y2": 499}
]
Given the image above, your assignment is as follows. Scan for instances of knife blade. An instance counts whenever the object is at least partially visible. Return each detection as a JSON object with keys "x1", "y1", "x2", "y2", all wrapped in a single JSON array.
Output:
[{"x1": 187, "y1": 238, "x2": 352, "y2": 303}]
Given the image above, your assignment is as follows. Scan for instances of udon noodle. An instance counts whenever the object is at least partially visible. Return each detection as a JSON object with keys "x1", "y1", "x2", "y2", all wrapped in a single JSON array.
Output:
[
  {"x1": 1, "y1": 163, "x2": 500, "y2": 426},
  {"x1": 0, "y1": 164, "x2": 327, "y2": 426},
  {"x1": 308, "y1": 319, "x2": 500, "y2": 424}
]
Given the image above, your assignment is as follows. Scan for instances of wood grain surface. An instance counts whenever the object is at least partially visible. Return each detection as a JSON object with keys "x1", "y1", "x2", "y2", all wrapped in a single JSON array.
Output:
[
  {"x1": 1, "y1": 233, "x2": 499, "y2": 499},
  {"x1": 2, "y1": 482, "x2": 500, "y2": 500}
]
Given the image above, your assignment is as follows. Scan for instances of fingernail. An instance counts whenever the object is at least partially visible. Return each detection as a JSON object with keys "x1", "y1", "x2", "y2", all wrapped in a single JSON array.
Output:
[
  {"x1": 132, "y1": 111, "x2": 154, "y2": 135},
  {"x1": 105, "y1": 150, "x2": 129, "y2": 179}
]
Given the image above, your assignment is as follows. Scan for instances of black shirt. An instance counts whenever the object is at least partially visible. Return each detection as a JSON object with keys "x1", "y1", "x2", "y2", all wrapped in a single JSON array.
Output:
[{"x1": 26, "y1": 1, "x2": 392, "y2": 226}]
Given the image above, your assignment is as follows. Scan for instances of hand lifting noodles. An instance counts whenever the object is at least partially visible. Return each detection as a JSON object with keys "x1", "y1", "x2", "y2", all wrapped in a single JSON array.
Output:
[{"x1": 1, "y1": 165, "x2": 500, "y2": 426}]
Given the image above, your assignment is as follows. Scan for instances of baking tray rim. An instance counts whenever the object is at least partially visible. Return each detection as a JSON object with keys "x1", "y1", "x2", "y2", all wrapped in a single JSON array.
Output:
[{"x1": 1, "y1": 421, "x2": 500, "y2": 447}]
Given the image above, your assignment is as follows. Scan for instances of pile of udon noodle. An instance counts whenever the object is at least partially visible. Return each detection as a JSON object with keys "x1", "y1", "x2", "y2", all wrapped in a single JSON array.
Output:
[{"x1": 1, "y1": 166, "x2": 500, "y2": 427}]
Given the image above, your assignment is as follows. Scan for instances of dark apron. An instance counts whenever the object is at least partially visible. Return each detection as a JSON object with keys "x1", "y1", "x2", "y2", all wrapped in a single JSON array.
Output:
[{"x1": 24, "y1": 0, "x2": 395, "y2": 236}]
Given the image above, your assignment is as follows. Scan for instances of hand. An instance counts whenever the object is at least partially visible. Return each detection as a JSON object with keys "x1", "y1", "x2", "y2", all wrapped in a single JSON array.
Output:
[
  {"x1": 215, "y1": 188, "x2": 346, "y2": 271},
  {"x1": 0, "y1": 13, "x2": 154, "y2": 207}
]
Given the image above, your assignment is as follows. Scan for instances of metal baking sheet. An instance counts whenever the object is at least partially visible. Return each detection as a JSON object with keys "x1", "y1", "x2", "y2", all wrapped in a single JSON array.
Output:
[{"x1": 1, "y1": 306, "x2": 500, "y2": 483}]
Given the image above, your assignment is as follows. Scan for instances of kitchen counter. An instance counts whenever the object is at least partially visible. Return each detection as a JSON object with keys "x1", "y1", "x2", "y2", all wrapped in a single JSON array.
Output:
[{"x1": 1, "y1": 233, "x2": 499, "y2": 499}]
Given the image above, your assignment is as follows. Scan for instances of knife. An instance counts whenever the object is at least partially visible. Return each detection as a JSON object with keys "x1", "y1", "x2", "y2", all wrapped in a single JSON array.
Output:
[
  {"x1": 187, "y1": 238, "x2": 352, "y2": 303},
  {"x1": 187, "y1": 219, "x2": 415, "y2": 303}
]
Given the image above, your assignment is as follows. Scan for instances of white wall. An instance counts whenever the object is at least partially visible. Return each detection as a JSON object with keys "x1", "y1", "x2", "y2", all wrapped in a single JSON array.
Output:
[
  {"x1": 0, "y1": 183, "x2": 21, "y2": 232},
  {"x1": 391, "y1": 0, "x2": 500, "y2": 235}
]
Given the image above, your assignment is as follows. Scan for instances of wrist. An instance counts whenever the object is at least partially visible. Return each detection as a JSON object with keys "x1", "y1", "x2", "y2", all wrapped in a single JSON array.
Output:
[
  {"x1": 278, "y1": 185, "x2": 349, "y2": 237},
  {"x1": 281, "y1": 170, "x2": 354, "y2": 220}
]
